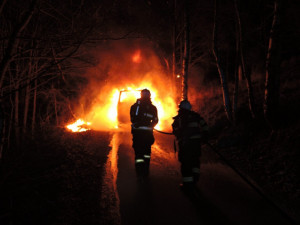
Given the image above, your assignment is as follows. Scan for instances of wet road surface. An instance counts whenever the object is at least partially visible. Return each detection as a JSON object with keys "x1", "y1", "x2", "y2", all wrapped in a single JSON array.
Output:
[{"x1": 100, "y1": 131, "x2": 293, "y2": 225}]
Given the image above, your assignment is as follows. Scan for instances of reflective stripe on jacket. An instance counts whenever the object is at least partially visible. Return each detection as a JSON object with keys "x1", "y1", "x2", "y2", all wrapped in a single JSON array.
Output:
[{"x1": 130, "y1": 98, "x2": 158, "y2": 130}]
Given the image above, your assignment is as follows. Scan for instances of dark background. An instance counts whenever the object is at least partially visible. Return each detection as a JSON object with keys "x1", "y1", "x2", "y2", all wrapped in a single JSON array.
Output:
[{"x1": 0, "y1": 0, "x2": 299, "y2": 224}]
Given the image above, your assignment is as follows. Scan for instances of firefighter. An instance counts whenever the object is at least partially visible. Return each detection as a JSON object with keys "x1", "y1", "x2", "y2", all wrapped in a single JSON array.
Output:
[
  {"x1": 130, "y1": 89, "x2": 158, "y2": 179},
  {"x1": 172, "y1": 100, "x2": 209, "y2": 190}
]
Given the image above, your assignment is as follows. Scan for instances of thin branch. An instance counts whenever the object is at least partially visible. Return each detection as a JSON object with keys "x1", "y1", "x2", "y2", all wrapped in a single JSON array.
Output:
[{"x1": 0, "y1": 0, "x2": 37, "y2": 89}]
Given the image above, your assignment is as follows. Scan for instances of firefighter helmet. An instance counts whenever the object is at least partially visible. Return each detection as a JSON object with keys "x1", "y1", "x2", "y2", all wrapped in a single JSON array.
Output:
[
  {"x1": 141, "y1": 89, "x2": 151, "y2": 99},
  {"x1": 179, "y1": 100, "x2": 192, "y2": 110}
]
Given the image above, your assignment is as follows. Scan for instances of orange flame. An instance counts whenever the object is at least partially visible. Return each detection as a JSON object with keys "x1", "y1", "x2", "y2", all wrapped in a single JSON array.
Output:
[
  {"x1": 66, "y1": 85, "x2": 177, "y2": 132},
  {"x1": 66, "y1": 119, "x2": 91, "y2": 132},
  {"x1": 66, "y1": 46, "x2": 178, "y2": 133}
]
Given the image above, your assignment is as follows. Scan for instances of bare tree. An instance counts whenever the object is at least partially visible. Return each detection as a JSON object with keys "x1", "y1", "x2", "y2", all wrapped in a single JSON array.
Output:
[
  {"x1": 234, "y1": 0, "x2": 257, "y2": 119},
  {"x1": 0, "y1": 0, "x2": 37, "y2": 90},
  {"x1": 212, "y1": 0, "x2": 233, "y2": 122}
]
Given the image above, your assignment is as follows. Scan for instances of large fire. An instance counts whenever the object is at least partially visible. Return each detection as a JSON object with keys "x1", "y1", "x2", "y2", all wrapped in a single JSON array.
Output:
[
  {"x1": 66, "y1": 84, "x2": 177, "y2": 132},
  {"x1": 66, "y1": 45, "x2": 178, "y2": 133}
]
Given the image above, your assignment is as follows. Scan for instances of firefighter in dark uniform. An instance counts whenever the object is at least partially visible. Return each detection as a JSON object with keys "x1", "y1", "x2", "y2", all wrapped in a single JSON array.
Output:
[
  {"x1": 172, "y1": 100, "x2": 209, "y2": 189},
  {"x1": 130, "y1": 89, "x2": 158, "y2": 179}
]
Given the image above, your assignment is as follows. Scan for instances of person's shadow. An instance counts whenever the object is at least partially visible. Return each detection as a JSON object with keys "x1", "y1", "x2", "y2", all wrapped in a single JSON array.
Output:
[{"x1": 182, "y1": 186, "x2": 235, "y2": 225}]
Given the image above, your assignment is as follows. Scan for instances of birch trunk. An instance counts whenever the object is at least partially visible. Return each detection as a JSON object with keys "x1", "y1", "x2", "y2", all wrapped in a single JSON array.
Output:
[
  {"x1": 7, "y1": 103, "x2": 13, "y2": 150},
  {"x1": 233, "y1": 18, "x2": 240, "y2": 123},
  {"x1": 234, "y1": 0, "x2": 256, "y2": 119},
  {"x1": 181, "y1": 0, "x2": 190, "y2": 100},
  {"x1": 15, "y1": 80, "x2": 20, "y2": 145},
  {"x1": 32, "y1": 78, "x2": 37, "y2": 133},
  {"x1": 54, "y1": 92, "x2": 58, "y2": 126},
  {"x1": 264, "y1": 0, "x2": 281, "y2": 127},
  {"x1": 233, "y1": 65, "x2": 241, "y2": 123},
  {"x1": 172, "y1": 0, "x2": 176, "y2": 93},
  {"x1": 213, "y1": 0, "x2": 233, "y2": 122},
  {"x1": 23, "y1": 62, "x2": 32, "y2": 134},
  {"x1": 0, "y1": 106, "x2": 4, "y2": 159}
]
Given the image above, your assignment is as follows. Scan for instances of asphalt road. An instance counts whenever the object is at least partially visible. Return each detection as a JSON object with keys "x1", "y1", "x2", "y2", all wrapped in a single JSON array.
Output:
[{"x1": 100, "y1": 131, "x2": 293, "y2": 225}]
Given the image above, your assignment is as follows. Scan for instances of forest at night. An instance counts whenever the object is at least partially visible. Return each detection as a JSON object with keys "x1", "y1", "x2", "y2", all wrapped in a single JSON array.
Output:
[{"x1": 0, "y1": 0, "x2": 299, "y2": 224}]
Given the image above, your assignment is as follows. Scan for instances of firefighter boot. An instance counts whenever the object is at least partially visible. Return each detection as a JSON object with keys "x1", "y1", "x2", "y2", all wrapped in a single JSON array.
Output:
[
  {"x1": 144, "y1": 155, "x2": 151, "y2": 177},
  {"x1": 135, "y1": 158, "x2": 145, "y2": 182}
]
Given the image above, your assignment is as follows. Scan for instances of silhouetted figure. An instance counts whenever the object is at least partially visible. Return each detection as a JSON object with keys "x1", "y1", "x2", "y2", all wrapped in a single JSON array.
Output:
[
  {"x1": 130, "y1": 89, "x2": 158, "y2": 180},
  {"x1": 172, "y1": 100, "x2": 208, "y2": 190}
]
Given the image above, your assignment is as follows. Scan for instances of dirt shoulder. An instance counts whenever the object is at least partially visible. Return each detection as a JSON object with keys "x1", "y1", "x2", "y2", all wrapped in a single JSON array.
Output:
[
  {"x1": 0, "y1": 129, "x2": 111, "y2": 225},
  {"x1": 213, "y1": 117, "x2": 300, "y2": 223}
]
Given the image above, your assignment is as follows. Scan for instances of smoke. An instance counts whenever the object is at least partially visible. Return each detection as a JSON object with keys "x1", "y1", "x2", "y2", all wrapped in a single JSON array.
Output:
[{"x1": 73, "y1": 40, "x2": 177, "y2": 131}]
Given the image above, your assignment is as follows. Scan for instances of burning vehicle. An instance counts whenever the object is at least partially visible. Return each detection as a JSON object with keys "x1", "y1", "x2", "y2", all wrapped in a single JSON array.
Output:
[
  {"x1": 66, "y1": 84, "x2": 177, "y2": 133},
  {"x1": 117, "y1": 89, "x2": 141, "y2": 126},
  {"x1": 66, "y1": 46, "x2": 178, "y2": 133}
]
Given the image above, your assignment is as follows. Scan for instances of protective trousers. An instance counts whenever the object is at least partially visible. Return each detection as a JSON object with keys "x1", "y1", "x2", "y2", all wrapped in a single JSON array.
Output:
[
  {"x1": 132, "y1": 130, "x2": 154, "y2": 178},
  {"x1": 178, "y1": 139, "x2": 201, "y2": 185}
]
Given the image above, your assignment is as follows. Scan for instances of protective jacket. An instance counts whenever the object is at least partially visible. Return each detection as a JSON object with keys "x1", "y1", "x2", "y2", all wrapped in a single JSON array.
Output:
[
  {"x1": 130, "y1": 98, "x2": 158, "y2": 131},
  {"x1": 172, "y1": 109, "x2": 208, "y2": 143}
]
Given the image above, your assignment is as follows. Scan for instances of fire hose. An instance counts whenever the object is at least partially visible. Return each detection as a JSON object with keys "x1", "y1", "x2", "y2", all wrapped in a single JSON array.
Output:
[
  {"x1": 153, "y1": 128, "x2": 173, "y2": 135},
  {"x1": 153, "y1": 128, "x2": 296, "y2": 224}
]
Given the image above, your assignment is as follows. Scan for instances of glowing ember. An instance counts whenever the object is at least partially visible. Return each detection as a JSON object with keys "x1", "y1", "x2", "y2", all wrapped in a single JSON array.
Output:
[{"x1": 66, "y1": 119, "x2": 91, "y2": 132}]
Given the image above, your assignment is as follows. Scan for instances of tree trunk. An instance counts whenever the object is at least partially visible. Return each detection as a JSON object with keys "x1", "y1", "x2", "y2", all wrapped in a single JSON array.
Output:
[
  {"x1": 15, "y1": 80, "x2": 20, "y2": 146},
  {"x1": 264, "y1": 0, "x2": 281, "y2": 127},
  {"x1": 7, "y1": 100, "x2": 13, "y2": 151},
  {"x1": 32, "y1": 78, "x2": 37, "y2": 133},
  {"x1": 181, "y1": 0, "x2": 190, "y2": 101},
  {"x1": 172, "y1": 0, "x2": 176, "y2": 93},
  {"x1": 233, "y1": 12, "x2": 240, "y2": 123},
  {"x1": 213, "y1": 0, "x2": 233, "y2": 122},
  {"x1": 54, "y1": 92, "x2": 58, "y2": 126},
  {"x1": 234, "y1": 0, "x2": 256, "y2": 119},
  {"x1": 23, "y1": 61, "x2": 32, "y2": 134},
  {"x1": 233, "y1": 65, "x2": 241, "y2": 123},
  {"x1": 0, "y1": 105, "x2": 5, "y2": 159}
]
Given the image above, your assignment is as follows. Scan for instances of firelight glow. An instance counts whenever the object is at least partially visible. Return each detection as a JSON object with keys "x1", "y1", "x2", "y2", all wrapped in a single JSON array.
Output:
[
  {"x1": 66, "y1": 45, "x2": 178, "y2": 133},
  {"x1": 66, "y1": 83, "x2": 177, "y2": 132},
  {"x1": 66, "y1": 119, "x2": 91, "y2": 132},
  {"x1": 132, "y1": 50, "x2": 142, "y2": 63}
]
